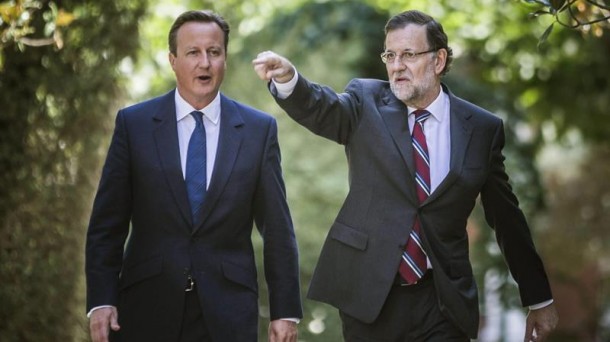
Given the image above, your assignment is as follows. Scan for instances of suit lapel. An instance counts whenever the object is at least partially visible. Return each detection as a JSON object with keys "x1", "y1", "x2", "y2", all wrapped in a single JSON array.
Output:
[
  {"x1": 152, "y1": 90, "x2": 192, "y2": 229},
  {"x1": 378, "y1": 85, "x2": 474, "y2": 205},
  {"x1": 426, "y1": 88, "x2": 473, "y2": 204},
  {"x1": 378, "y1": 89, "x2": 418, "y2": 204},
  {"x1": 192, "y1": 95, "x2": 244, "y2": 234}
]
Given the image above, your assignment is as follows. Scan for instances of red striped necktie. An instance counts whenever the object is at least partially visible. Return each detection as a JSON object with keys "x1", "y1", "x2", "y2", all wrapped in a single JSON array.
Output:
[{"x1": 398, "y1": 109, "x2": 431, "y2": 284}]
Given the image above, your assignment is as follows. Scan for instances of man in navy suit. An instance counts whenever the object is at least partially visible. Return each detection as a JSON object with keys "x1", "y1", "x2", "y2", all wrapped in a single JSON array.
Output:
[
  {"x1": 86, "y1": 10, "x2": 302, "y2": 342},
  {"x1": 254, "y1": 9, "x2": 557, "y2": 342}
]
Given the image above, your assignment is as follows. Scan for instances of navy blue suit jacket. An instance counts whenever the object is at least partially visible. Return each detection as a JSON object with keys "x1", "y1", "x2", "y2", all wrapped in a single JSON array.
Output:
[{"x1": 86, "y1": 90, "x2": 302, "y2": 341}]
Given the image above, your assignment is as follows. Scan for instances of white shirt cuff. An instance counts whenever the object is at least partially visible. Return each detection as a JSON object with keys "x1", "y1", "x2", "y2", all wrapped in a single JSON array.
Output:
[
  {"x1": 272, "y1": 68, "x2": 299, "y2": 99},
  {"x1": 280, "y1": 317, "x2": 300, "y2": 323},
  {"x1": 529, "y1": 299, "x2": 553, "y2": 310},
  {"x1": 87, "y1": 305, "x2": 115, "y2": 318}
]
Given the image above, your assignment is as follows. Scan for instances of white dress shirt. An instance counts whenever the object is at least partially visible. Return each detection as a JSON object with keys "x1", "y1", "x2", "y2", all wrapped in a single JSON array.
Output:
[
  {"x1": 407, "y1": 88, "x2": 451, "y2": 193},
  {"x1": 175, "y1": 90, "x2": 221, "y2": 184}
]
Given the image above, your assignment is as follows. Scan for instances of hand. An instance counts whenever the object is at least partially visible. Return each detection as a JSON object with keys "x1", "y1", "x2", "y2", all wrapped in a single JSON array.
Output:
[
  {"x1": 524, "y1": 303, "x2": 558, "y2": 342},
  {"x1": 89, "y1": 306, "x2": 120, "y2": 342},
  {"x1": 252, "y1": 51, "x2": 295, "y2": 84},
  {"x1": 268, "y1": 319, "x2": 297, "y2": 342}
]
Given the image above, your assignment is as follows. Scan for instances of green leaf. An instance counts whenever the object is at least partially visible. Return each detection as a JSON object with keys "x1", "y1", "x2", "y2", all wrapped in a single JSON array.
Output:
[
  {"x1": 524, "y1": 0, "x2": 551, "y2": 6},
  {"x1": 538, "y1": 22, "x2": 554, "y2": 48},
  {"x1": 529, "y1": 9, "x2": 552, "y2": 18}
]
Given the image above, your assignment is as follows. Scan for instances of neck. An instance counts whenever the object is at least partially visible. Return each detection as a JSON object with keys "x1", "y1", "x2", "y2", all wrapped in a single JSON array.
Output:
[{"x1": 177, "y1": 89, "x2": 218, "y2": 111}]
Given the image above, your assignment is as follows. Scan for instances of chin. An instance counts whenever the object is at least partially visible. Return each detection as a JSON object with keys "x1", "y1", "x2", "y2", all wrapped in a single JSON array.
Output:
[{"x1": 390, "y1": 86, "x2": 412, "y2": 102}]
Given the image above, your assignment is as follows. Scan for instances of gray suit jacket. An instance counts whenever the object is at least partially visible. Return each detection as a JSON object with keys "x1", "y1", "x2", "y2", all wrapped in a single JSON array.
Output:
[{"x1": 273, "y1": 75, "x2": 552, "y2": 338}]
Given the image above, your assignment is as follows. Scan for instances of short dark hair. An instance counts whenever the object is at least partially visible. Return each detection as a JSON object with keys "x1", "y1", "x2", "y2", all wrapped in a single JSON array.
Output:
[
  {"x1": 168, "y1": 10, "x2": 230, "y2": 55},
  {"x1": 384, "y1": 10, "x2": 453, "y2": 75}
]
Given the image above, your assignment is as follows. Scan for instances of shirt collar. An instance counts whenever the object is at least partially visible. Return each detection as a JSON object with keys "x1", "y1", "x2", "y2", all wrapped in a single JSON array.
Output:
[
  {"x1": 407, "y1": 85, "x2": 449, "y2": 122},
  {"x1": 174, "y1": 90, "x2": 221, "y2": 125}
]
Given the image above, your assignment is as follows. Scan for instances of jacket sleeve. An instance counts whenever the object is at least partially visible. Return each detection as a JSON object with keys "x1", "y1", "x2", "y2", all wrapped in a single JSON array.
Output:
[
  {"x1": 85, "y1": 110, "x2": 132, "y2": 312},
  {"x1": 253, "y1": 118, "x2": 303, "y2": 320},
  {"x1": 480, "y1": 120, "x2": 553, "y2": 306},
  {"x1": 273, "y1": 74, "x2": 363, "y2": 145}
]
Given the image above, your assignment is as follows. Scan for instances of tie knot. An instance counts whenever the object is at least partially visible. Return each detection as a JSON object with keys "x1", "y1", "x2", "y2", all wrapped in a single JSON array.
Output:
[
  {"x1": 413, "y1": 109, "x2": 430, "y2": 123},
  {"x1": 190, "y1": 111, "x2": 204, "y2": 126}
]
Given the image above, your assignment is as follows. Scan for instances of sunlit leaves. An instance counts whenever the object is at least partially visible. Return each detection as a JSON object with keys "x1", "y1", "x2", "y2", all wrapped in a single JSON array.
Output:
[
  {"x1": 524, "y1": 0, "x2": 610, "y2": 39},
  {"x1": 0, "y1": 0, "x2": 75, "y2": 52},
  {"x1": 0, "y1": 0, "x2": 41, "y2": 46},
  {"x1": 0, "y1": 0, "x2": 147, "y2": 340},
  {"x1": 538, "y1": 22, "x2": 554, "y2": 47}
]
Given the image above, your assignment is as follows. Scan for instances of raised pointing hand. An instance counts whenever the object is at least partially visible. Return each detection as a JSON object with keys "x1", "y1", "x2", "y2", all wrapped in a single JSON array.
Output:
[{"x1": 252, "y1": 51, "x2": 295, "y2": 84}]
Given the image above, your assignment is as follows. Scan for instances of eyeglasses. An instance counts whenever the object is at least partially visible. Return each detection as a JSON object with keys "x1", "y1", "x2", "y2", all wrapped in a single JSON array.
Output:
[{"x1": 380, "y1": 49, "x2": 438, "y2": 64}]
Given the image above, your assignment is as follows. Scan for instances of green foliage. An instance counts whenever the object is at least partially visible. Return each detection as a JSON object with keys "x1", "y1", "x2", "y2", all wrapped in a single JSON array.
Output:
[
  {"x1": 0, "y1": 0, "x2": 147, "y2": 340},
  {"x1": 0, "y1": 0, "x2": 76, "y2": 54},
  {"x1": 535, "y1": 145, "x2": 610, "y2": 340},
  {"x1": 523, "y1": 0, "x2": 610, "y2": 43},
  {"x1": 1, "y1": 0, "x2": 607, "y2": 339}
]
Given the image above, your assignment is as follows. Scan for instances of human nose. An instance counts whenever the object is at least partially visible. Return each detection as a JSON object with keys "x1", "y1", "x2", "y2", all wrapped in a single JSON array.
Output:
[
  {"x1": 198, "y1": 53, "x2": 211, "y2": 68},
  {"x1": 388, "y1": 56, "x2": 407, "y2": 71}
]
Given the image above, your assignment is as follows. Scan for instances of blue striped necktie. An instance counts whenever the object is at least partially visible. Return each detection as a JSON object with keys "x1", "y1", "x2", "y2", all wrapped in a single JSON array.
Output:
[
  {"x1": 399, "y1": 109, "x2": 431, "y2": 284},
  {"x1": 185, "y1": 111, "x2": 207, "y2": 227}
]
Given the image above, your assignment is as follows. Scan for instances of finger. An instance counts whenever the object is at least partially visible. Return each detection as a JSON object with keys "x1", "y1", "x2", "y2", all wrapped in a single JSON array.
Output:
[
  {"x1": 253, "y1": 63, "x2": 288, "y2": 82},
  {"x1": 266, "y1": 69, "x2": 287, "y2": 80},
  {"x1": 255, "y1": 50, "x2": 276, "y2": 60},
  {"x1": 253, "y1": 64, "x2": 272, "y2": 81},
  {"x1": 251, "y1": 57, "x2": 268, "y2": 65},
  {"x1": 252, "y1": 58, "x2": 280, "y2": 81},
  {"x1": 524, "y1": 323, "x2": 535, "y2": 342},
  {"x1": 267, "y1": 327, "x2": 277, "y2": 342},
  {"x1": 252, "y1": 56, "x2": 280, "y2": 69},
  {"x1": 534, "y1": 325, "x2": 551, "y2": 342},
  {"x1": 252, "y1": 50, "x2": 277, "y2": 64},
  {"x1": 110, "y1": 309, "x2": 121, "y2": 331}
]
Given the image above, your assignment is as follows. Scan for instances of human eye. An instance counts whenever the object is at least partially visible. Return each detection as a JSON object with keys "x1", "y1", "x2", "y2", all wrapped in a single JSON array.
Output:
[
  {"x1": 402, "y1": 51, "x2": 417, "y2": 60},
  {"x1": 207, "y1": 48, "x2": 223, "y2": 58},
  {"x1": 385, "y1": 52, "x2": 396, "y2": 61}
]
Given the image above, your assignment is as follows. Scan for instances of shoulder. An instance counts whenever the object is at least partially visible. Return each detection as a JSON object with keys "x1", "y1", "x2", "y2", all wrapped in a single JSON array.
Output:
[
  {"x1": 117, "y1": 91, "x2": 174, "y2": 122},
  {"x1": 123, "y1": 91, "x2": 173, "y2": 113},
  {"x1": 346, "y1": 78, "x2": 389, "y2": 93},
  {"x1": 445, "y1": 85, "x2": 502, "y2": 126},
  {"x1": 344, "y1": 78, "x2": 393, "y2": 106}
]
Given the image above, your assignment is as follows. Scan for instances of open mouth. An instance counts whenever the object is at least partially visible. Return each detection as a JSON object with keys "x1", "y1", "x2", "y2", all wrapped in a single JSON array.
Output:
[{"x1": 197, "y1": 75, "x2": 211, "y2": 81}]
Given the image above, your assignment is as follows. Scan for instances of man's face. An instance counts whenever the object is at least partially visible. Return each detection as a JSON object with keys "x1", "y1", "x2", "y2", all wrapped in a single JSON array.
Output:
[
  {"x1": 384, "y1": 24, "x2": 445, "y2": 108},
  {"x1": 169, "y1": 21, "x2": 226, "y2": 109}
]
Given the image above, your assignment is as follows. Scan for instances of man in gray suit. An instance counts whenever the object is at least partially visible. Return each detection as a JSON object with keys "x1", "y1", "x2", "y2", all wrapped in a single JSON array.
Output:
[{"x1": 254, "y1": 9, "x2": 558, "y2": 342}]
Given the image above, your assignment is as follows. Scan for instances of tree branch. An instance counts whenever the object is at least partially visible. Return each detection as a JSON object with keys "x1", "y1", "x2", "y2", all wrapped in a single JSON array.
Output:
[
  {"x1": 585, "y1": 15, "x2": 610, "y2": 24},
  {"x1": 585, "y1": 0, "x2": 610, "y2": 11}
]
